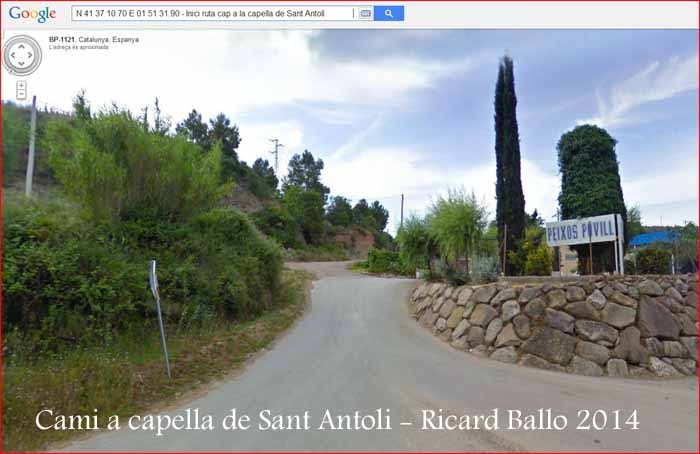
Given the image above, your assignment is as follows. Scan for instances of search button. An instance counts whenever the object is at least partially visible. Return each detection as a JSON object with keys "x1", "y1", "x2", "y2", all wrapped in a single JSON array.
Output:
[{"x1": 373, "y1": 5, "x2": 404, "y2": 21}]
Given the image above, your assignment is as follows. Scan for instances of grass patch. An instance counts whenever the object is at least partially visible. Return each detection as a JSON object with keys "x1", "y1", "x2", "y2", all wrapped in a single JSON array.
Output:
[{"x1": 2, "y1": 268, "x2": 313, "y2": 452}]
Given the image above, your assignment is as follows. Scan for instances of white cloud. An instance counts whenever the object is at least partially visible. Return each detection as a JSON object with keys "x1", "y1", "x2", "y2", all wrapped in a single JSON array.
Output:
[
  {"x1": 236, "y1": 121, "x2": 304, "y2": 169},
  {"x1": 578, "y1": 54, "x2": 699, "y2": 128}
]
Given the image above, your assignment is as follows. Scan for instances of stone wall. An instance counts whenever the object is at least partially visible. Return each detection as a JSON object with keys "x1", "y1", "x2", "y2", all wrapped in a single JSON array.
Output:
[{"x1": 410, "y1": 274, "x2": 698, "y2": 378}]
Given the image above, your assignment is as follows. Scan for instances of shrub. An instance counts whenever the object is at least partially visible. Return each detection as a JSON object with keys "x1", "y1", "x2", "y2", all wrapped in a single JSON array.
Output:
[
  {"x1": 397, "y1": 215, "x2": 431, "y2": 269},
  {"x1": 252, "y1": 205, "x2": 301, "y2": 249},
  {"x1": 44, "y1": 110, "x2": 228, "y2": 222},
  {"x1": 471, "y1": 255, "x2": 499, "y2": 284},
  {"x1": 2, "y1": 194, "x2": 282, "y2": 354},
  {"x1": 282, "y1": 186, "x2": 325, "y2": 244},
  {"x1": 365, "y1": 248, "x2": 414, "y2": 276},
  {"x1": 636, "y1": 246, "x2": 671, "y2": 274},
  {"x1": 524, "y1": 245, "x2": 553, "y2": 276}
]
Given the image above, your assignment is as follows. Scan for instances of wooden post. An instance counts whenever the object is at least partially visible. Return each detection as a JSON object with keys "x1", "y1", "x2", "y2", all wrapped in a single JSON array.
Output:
[
  {"x1": 25, "y1": 95, "x2": 37, "y2": 197},
  {"x1": 588, "y1": 237, "x2": 593, "y2": 275}
]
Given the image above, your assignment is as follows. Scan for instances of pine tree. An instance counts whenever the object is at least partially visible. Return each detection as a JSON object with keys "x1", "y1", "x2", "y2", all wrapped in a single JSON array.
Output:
[{"x1": 494, "y1": 55, "x2": 526, "y2": 275}]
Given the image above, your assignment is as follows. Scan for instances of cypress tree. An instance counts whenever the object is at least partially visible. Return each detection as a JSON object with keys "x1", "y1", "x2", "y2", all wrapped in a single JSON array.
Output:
[{"x1": 494, "y1": 55, "x2": 526, "y2": 275}]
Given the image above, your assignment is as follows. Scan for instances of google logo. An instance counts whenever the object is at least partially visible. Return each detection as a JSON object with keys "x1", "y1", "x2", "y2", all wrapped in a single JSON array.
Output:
[{"x1": 8, "y1": 6, "x2": 57, "y2": 24}]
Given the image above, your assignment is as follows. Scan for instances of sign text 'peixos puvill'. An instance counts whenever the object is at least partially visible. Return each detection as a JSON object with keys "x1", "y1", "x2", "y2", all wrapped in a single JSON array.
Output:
[{"x1": 545, "y1": 214, "x2": 618, "y2": 247}]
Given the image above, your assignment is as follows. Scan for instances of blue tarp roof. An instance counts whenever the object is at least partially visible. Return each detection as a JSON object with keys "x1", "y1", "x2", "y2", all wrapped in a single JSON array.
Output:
[{"x1": 630, "y1": 231, "x2": 679, "y2": 247}]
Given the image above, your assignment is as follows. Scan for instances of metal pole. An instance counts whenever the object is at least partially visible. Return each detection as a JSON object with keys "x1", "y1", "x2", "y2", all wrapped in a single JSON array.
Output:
[
  {"x1": 588, "y1": 236, "x2": 593, "y2": 275},
  {"x1": 149, "y1": 260, "x2": 171, "y2": 379},
  {"x1": 400, "y1": 194, "x2": 404, "y2": 229},
  {"x1": 25, "y1": 95, "x2": 37, "y2": 197},
  {"x1": 616, "y1": 214, "x2": 625, "y2": 275}
]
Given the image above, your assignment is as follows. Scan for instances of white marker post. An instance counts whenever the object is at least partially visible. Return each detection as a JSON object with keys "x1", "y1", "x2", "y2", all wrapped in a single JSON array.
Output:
[{"x1": 149, "y1": 260, "x2": 171, "y2": 379}]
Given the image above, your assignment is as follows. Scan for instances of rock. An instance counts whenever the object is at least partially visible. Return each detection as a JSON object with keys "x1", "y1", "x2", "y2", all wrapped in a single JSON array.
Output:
[
  {"x1": 575, "y1": 320, "x2": 619, "y2": 346},
  {"x1": 524, "y1": 298, "x2": 546, "y2": 318},
  {"x1": 576, "y1": 341, "x2": 610, "y2": 366},
  {"x1": 484, "y1": 318, "x2": 503, "y2": 345},
  {"x1": 519, "y1": 287, "x2": 541, "y2": 303},
  {"x1": 518, "y1": 354, "x2": 565, "y2": 372},
  {"x1": 545, "y1": 308, "x2": 575, "y2": 334},
  {"x1": 495, "y1": 324, "x2": 521, "y2": 347},
  {"x1": 571, "y1": 355, "x2": 604, "y2": 376},
  {"x1": 669, "y1": 358, "x2": 697, "y2": 375},
  {"x1": 675, "y1": 314, "x2": 698, "y2": 336},
  {"x1": 502, "y1": 300, "x2": 521, "y2": 322},
  {"x1": 492, "y1": 288, "x2": 517, "y2": 306},
  {"x1": 628, "y1": 286, "x2": 640, "y2": 299},
  {"x1": 566, "y1": 286, "x2": 587, "y2": 302},
  {"x1": 446, "y1": 307, "x2": 464, "y2": 329},
  {"x1": 470, "y1": 344, "x2": 488, "y2": 357},
  {"x1": 683, "y1": 306, "x2": 698, "y2": 322},
  {"x1": 428, "y1": 283, "x2": 443, "y2": 296},
  {"x1": 450, "y1": 336, "x2": 468, "y2": 350},
  {"x1": 587, "y1": 289, "x2": 607, "y2": 310},
  {"x1": 564, "y1": 301, "x2": 599, "y2": 320},
  {"x1": 638, "y1": 280, "x2": 664, "y2": 296},
  {"x1": 666, "y1": 287, "x2": 684, "y2": 303},
  {"x1": 521, "y1": 328, "x2": 576, "y2": 365},
  {"x1": 686, "y1": 291, "x2": 698, "y2": 308},
  {"x1": 490, "y1": 346, "x2": 518, "y2": 363},
  {"x1": 457, "y1": 287, "x2": 473, "y2": 306},
  {"x1": 607, "y1": 358, "x2": 629, "y2": 377},
  {"x1": 609, "y1": 291, "x2": 637, "y2": 308},
  {"x1": 432, "y1": 297, "x2": 445, "y2": 313},
  {"x1": 467, "y1": 326, "x2": 485, "y2": 346},
  {"x1": 473, "y1": 286, "x2": 498, "y2": 303},
  {"x1": 438, "y1": 328, "x2": 452, "y2": 342},
  {"x1": 637, "y1": 296, "x2": 680, "y2": 340},
  {"x1": 662, "y1": 341, "x2": 687, "y2": 358},
  {"x1": 601, "y1": 302, "x2": 636, "y2": 329},
  {"x1": 602, "y1": 285, "x2": 614, "y2": 298},
  {"x1": 443, "y1": 287, "x2": 454, "y2": 299},
  {"x1": 470, "y1": 304, "x2": 499, "y2": 327},
  {"x1": 512, "y1": 314, "x2": 531, "y2": 339},
  {"x1": 463, "y1": 300, "x2": 476, "y2": 319},
  {"x1": 439, "y1": 300, "x2": 456, "y2": 318},
  {"x1": 613, "y1": 327, "x2": 649, "y2": 365},
  {"x1": 648, "y1": 356, "x2": 682, "y2": 377},
  {"x1": 629, "y1": 365, "x2": 654, "y2": 378},
  {"x1": 680, "y1": 337, "x2": 698, "y2": 361},
  {"x1": 419, "y1": 309, "x2": 440, "y2": 328},
  {"x1": 547, "y1": 289, "x2": 567, "y2": 308},
  {"x1": 644, "y1": 337, "x2": 664, "y2": 356},
  {"x1": 613, "y1": 282, "x2": 629, "y2": 294},
  {"x1": 436, "y1": 318, "x2": 447, "y2": 331},
  {"x1": 675, "y1": 280, "x2": 689, "y2": 295},
  {"x1": 452, "y1": 319, "x2": 471, "y2": 339},
  {"x1": 415, "y1": 298, "x2": 433, "y2": 314}
]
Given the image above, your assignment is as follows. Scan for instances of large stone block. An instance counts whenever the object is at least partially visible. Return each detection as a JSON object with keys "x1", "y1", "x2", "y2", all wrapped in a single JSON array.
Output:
[
  {"x1": 638, "y1": 280, "x2": 664, "y2": 296},
  {"x1": 571, "y1": 355, "x2": 604, "y2": 376},
  {"x1": 524, "y1": 297, "x2": 546, "y2": 318},
  {"x1": 519, "y1": 287, "x2": 542, "y2": 303},
  {"x1": 680, "y1": 336, "x2": 698, "y2": 361},
  {"x1": 439, "y1": 299, "x2": 456, "y2": 318},
  {"x1": 521, "y1": 328, "x2": 576, "y2": 366},
  {"x1": 648, "y1": 357, "x2": 682, "y2": 377},
  {"x1": 613, "y1": 327, "x2": 649, "y2": 365},
  {"x1": 545, "y1": 308, "x2": 574, "y2": 334},
  {"x1": 575, "y1": 320, "x2": 619, "y2": 346},
  {"x1": 490, "y1": 346, "x2": 518, "y2": 364},
  {"x1": 492, "y1": 288, "x2": 517, "y2": 306},
  {"x1": 638, "y1": 296, "x2": 680, "y2": 340},
  {"x1": 470, "y1": 304, "x2": 499, "y2": 327},
  {"x1": 473, "y1": 286, "x2": 498, "y2": 303},
  {"x1": 609, "y1": 291, "x2": 637, "y2": 308},
  {"x1": 587, "y1": 289, "x2": 607, "y2": 310},
  {"x1": 501, "y1": 300, "x2": 520, "y2": 322},
  {"x1": 576, "y1": 341, "x2": 610, "y2": 366},
  {"x1": 457, "y1": 287, "x2": 473, "y2": 306},
  {"x1": 495, "y1": 323, "x2": 521, "y2": 348},
  {"x1": 600, "y1": 302, "x2": 636, "y2": 329},
  {"x1": 518, "y1": 354, "x2": 565, "y2": 372},
  {"x1": 452, "y1": 319, "x2": 471, "y2": 339},
  {"x1": 606, "y1": 358, "x2": 629, "y2": 377},
  {"x1": 484, "y1": 318, "x2": 503, "y2": 345},
  {"x1": 467, "y1": 326, "x2": 485, "y2": 346},
  {"x1": 566, "y1": 286, "x2": 587, "y2": 302},
  {"x1": 564, "y1": 301, "x2": 599, "y2": 320},
  {"x1": 547, "y1": 289, "x2": 567, "y2": 309},
  {"x1": 512, "y1": 314, "x2": 531, "y2": 339},
  {"x1": 446, "y1": 307, "x2": 464, "y2": 329}
]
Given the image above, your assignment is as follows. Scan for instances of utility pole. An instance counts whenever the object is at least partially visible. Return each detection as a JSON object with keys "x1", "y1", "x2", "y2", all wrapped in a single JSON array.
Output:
[
  {"x1": 269, "y1": 138, "x2": 284, "y2": 175},
  {"x1": 400, "y1": 194, "x2": 404, "y2": 229},
  {"x1": 25, "y1": 95, "x2": 37, "y2": 198}
]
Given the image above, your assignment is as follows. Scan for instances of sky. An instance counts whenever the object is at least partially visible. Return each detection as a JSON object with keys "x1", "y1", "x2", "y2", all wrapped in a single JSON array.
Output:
[{"x1": 10, "y1": 29, "x2": 698, "y2": 234}]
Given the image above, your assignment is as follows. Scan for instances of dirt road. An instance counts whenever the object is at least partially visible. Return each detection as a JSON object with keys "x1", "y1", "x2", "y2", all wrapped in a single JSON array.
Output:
[{"x1": 62, "y1": 261, "x2": 698, "y2": 452}]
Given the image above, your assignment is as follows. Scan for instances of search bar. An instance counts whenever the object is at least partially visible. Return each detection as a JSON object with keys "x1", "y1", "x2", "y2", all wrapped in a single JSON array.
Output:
[
  {"x1": 373, "y1": 5, "x2": 404, "y2": 21},
  {"x1": 71, "y1": 5, "x2": 380, "y2": 22}
]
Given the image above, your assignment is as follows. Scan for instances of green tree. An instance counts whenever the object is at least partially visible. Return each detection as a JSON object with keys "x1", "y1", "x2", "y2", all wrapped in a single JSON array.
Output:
[
  {"x1": 251, "y1": 158, "x2": 279, "y2": 192},
  {"x1": 397, "y1": 215, "x2": 434, "y2": 273},
  {"x1": 176, "y1": 109, "x2": 210, "y2": 150},
  {"x1": 209, "y1": 113, "x2": 241, "y2": 180},
  {"x1": 369, "y1": 201, "x2": 389, "y2": 231},
  {"x1": 283, "y1": 150, "x2": 330, "y2": 201},
  {"x1": 283, "y1": 186, "x2": 325, "y2": 244},
  {"x1": 326, "y1": 196, "x2": 353, "y2": 227},
  {"x1": 152, "y1": 97, "x2": 171, "y2": 136},
  {"x1": 557, "y1": 124, "x2": 627, "y2": 274},
  {"x1": 626, "y1": 205, "x2": 644, "y2": 240},
  {"x1": 494, "y1": 55, "x2": 526, "y2": 275},
  {"x1": 428, "y1": 188, "x2": 488, "y2": 275}
]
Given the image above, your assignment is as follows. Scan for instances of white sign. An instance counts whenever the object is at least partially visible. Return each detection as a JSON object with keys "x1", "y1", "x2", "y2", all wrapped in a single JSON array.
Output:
[{"x1": 545, "y1": 214, "x2": 618, "y2": 247}]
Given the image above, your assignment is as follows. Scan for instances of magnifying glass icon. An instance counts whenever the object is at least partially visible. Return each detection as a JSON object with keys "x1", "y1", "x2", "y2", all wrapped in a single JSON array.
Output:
[{"x1": 385, "y1": 9, "x2": 393, "y2": 18}]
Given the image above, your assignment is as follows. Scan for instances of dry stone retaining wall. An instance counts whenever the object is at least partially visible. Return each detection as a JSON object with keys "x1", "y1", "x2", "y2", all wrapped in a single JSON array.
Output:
[{"x1": 410, "y1": 274, "x2": 699, "y2": 378}]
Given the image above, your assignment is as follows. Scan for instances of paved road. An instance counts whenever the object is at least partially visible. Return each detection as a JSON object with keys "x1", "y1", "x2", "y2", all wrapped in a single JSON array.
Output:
[{"x1": 63, "y1": 262, "x2": 698, "y2": 452}]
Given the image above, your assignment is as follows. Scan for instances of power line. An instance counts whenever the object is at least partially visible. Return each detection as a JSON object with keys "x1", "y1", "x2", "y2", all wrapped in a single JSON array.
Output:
[{"x1": 268, "y1": 138, "x2": 284, "y2": 175}]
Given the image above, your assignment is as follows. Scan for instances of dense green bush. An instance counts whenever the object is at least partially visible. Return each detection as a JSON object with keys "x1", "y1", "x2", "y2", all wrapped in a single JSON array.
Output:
[
  {"x1": 44, "y1": 110, "x2": 227, "y2": 222},
  {"x1": 365, "y1": 248, "x2": 414, "y2": 276},
  {"x1": 252, "y1": 205, "x2": 301, "y2": 249},
  {"x1": 636, "y1": 246, "x2": 671, "y2": 274},
  {"x1": 2, "y1": 195, "x2": 282, "y2": 354}
]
